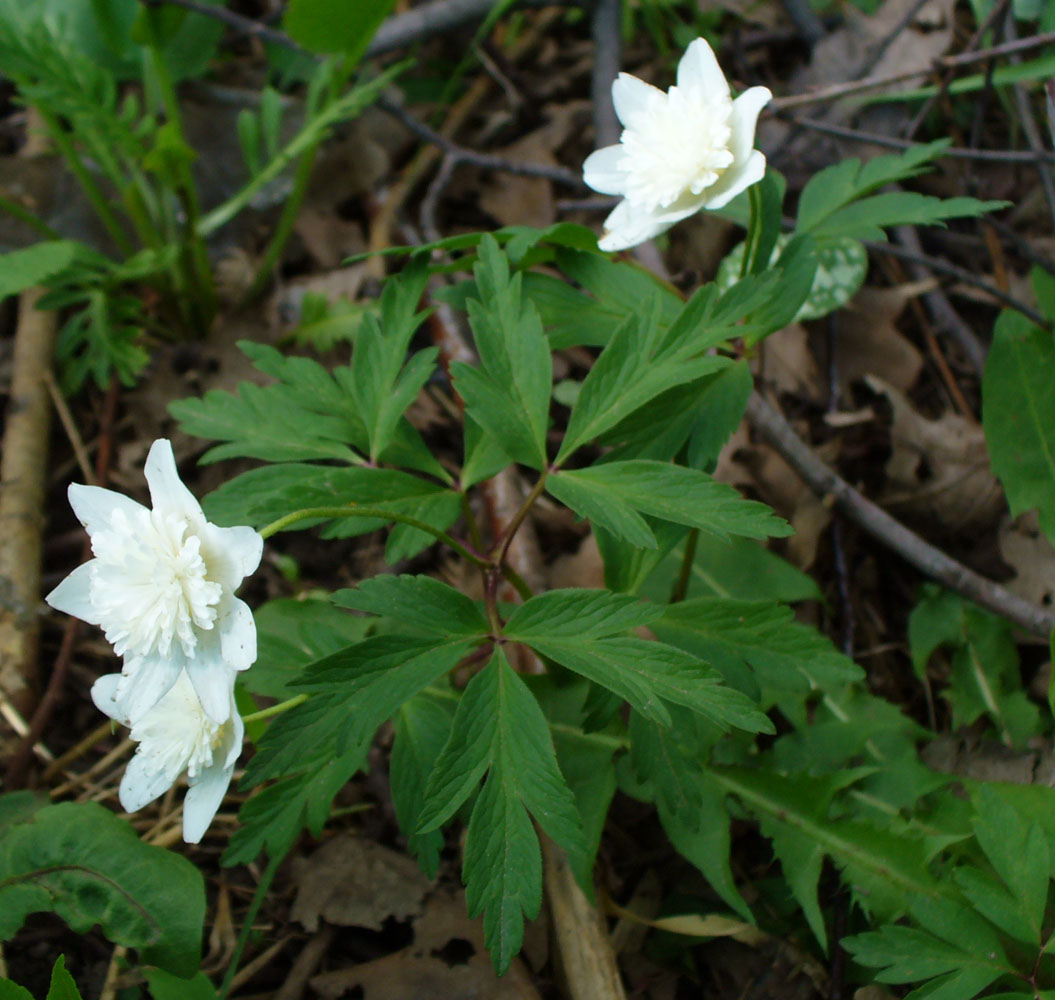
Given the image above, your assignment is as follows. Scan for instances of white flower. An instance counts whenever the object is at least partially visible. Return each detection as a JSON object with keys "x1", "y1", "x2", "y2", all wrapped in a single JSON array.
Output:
[
  {"x1": 46, "y1": 439, "x2": 262, "y2": 724},
  {"x1": 583, "y1": 37, "x2": 772, "y2": 251},
  {"x1": 92, "y1": 670, "x2": 243, "y2": 844}
]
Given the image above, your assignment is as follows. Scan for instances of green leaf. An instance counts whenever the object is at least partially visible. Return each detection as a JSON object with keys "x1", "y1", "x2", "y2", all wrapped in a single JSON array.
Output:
[
  {"x1": 514, "y1": 631, "x2": 773, "y2": 734},
  {"x1": 144, "y1": 967, "x2": 218, "y2": 1000},
  {"x1": 0, "y1": 241, "x2": 80, "y2": 301},
  {"x1": 503, "y1": 588, "x2": 662, "y2": 639},
  {"x1": 636, "y1": 533, "x2": 821, "y2": 604},
  {"x1": 796, "y1": 141, "x2": 951, "y2": 233},
  {"x1": 451, "y1": 235, "x2": 551, "y2": 469},
  {"x1": 333, "y1": 575, "x2": 489, "y2": 637},
  {"x1": 982, "y1": 309, "x2": 1055, "y2": 543},
  {"x1": 247, "y1": 597, "x2": 372, "y2": 700},
  {"x1": 556, "y1": 301, "x2": 730, "y2": 463},
  {"x1": 202, "y1": 464, "x2": 460, "y2": 563},
  {"x1": 0, "y1": 977, "x2": 32, "y2": 999},
  {"x1": 420, "y1": 650, "x2": 587, "y2": 973},
  {"x1": 391, "y1": 692, "x2": 455, "y2": 878},
  {"x1": 655, "y1": 599, "x2": 863, "y2": 719},
  {"x1": 284, "y1": 0, "x2": 397, "y2": 61},
  {"x1": 251, "y1": 635, "x2": 481, "y2": 783},
  {"x1": 45, "y1": 957, "x2": 82, "y2": 1000},
  {"x1": 547, "y1": 461, "x2": 790, "y2": 548},
  {"x1": 709, "y1": 766, "x2": 939, "y2": 939},
  {"x1": 225, "y1": 748, "x2": 364, "y2": 865},
  {"x1": 812, "y1": 192, "x2": 1006, "y2": 242},
  {"x1": 0, "y1": 800, "x2": 205, "y2": 975}
]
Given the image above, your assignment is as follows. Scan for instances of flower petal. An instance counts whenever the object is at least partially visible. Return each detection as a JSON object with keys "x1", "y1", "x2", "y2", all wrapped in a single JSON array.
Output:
[
  {"x1": 90, "y1": 673, "x2": 129, "y2": 725},
  {"x1": 218, "y1": 596, "x2": 257, "y2": 672},
  {"x1": 68, "y1": 483, "x2": 145, "y2": 537},
  {"x1": 203, "y1": 523, "x2": 263, "y2": 589},
  {"x1": 598, "y1": 196, "x2": 702, "y2": 252},
  {"x1": 676, "y1": 38, "x2": 729, "y2": 100},
  {"x1": 183, "y1": 761, "x2": 234, "y2": 843},
  {"x1": 185, "y1": 638, "x2": 235, "y2": 724},
  {"x1": 144, "y1": 439, "x2": 205, "y2": 524},
  {"x1": 119, "y1": 750, "x2": 176, "y2": 812},
  {"x1": 118, "y1": 655, "x2": 183, "y2": 724},
  {"x1": 701, "y1": 148, "x2": 767, "y2": 210},
  {"x1": 45, "y1": 562, "x2": 100, "y2": 624},
  {"x1": 611, "y1": 72, "x2": 663, "y2": 129},
  {"x1": 727, "y1": 86, "x2": 771, "y2": 165},
  {"x1": 582, "y1": 145, "x2": 630, "y2": 196}
]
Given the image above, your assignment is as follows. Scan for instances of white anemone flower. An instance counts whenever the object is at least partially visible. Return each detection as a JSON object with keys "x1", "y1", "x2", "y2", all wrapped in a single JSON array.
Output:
[
  {"x1": 583, "y1": 37, "x2": 772, "y2": 251},
  {"x1": 46, "y1": 439, "x2": 262, "y2": 724},
  {"x1": 92, "y1": 670, "x2": 243, "y2": 844}
]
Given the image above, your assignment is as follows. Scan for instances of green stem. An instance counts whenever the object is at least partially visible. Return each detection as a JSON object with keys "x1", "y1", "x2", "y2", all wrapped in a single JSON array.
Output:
[
  {"x1": 550, "y1": 722, "x2": 629, "y2": 751},
  {"x1": 491, "y1": 471, "x2": 549, "y2": 566},
  {"x1": 0, "y1": 195, "x2": 62, "y2": 241},
  {"x1": 259, "y1": 505, "x2": 487, "y2": 566},
  {"x1": 241, "y1": 694, "x2": 308, "y2": 725},
  {"x1": 501, "y1": 565, "x2": 533, "y2": 602},
  {"x1": 239, "y1": 143, "x2": 321, "y2": 307},
  {"x1": 740, "y1": 183, "x2": 766, "y2": 279},
  {"x1": 218, "y1": 850, "x2": 284, "y2": 999},
  {"x1": 670, "y1": 528, "x2": 698, "y2": 604},
  {"x1": 35, "y1": 108, "x2": 133, "y2": 256}
]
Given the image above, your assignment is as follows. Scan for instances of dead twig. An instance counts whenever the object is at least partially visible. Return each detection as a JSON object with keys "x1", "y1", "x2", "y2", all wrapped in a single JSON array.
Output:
[
  {"x1": 590, "y1": 0, "x2": 622, "y2": 148},
  {"x1": 745, "y1": 391, "x2": 1055, "y2": 638}
]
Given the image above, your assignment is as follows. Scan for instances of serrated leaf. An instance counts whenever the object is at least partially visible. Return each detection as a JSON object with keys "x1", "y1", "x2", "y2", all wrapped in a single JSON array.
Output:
[
  {"x1": 250, "y1": 635, "x2": 481, "y2": 784},
  {"x1": 44, "y1": 957, "x2": 81, "y2": 1000},
  {"x1": 556, "y1": 302, "x2": 730, "y2": 463},
  {"x1": 982, "y1": 309, "x2": 1055, "y2": 543},
  {"x1": 970, "y1": 784, "x2": 1048, "y2": 940},
  {"x1": 503, "y1": 588, "x2": 662, "y2": 638},
  {"x1": 202, "y1": 464, "x2": 459, "y2": 562},
  {"x1": 516, "y1": 632, "x2": 772, "y2": 734},
  {"x1": 547, "y1": 461, "x2": 790, "y2": 548},
  {"x1": 451, "y1": 235, "x2": 551, "y2": 469},
  {"x1": 0, "y1": 241, "x2": 80, "y2": 300},
  {"x1": 797, "y1": 141, "x2": 951, "y2": 233},
  {"x1": 392, "y1": 693, "x2": 455, "y2": 878},
  {"x1": 224, "y1": 748, "x2": 365, "y2": 865},
  {"x1": 0, "y1": 801, "x2": 204, "y2": 975},
  {"x1": 422, "y1": 651, "x2": 586, "y2": 973},
  {"x1": 247, "y1": 597, "x2": 372, "y2": 700},
  {"x1": 710, "y1": 766, "x2": 940, "y2": 939},
  {"x1": 655, "y1": 598, "x2": 863, "y2": 718},
  {"x1": 813, "y1": 192, "x2": 1006, "y2": 242},
  {"x1": 333, "y1": 575, "x2": 489, "y2": 637}
]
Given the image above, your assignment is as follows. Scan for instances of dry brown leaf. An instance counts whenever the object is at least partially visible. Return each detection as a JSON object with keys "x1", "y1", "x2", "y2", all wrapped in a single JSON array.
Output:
[
  {"x1": 290, "y1": 833, "x2": 433, "y2": 933},
  {"x1": 867, "y1": 375, "x2": 1003, "y2": 533},
  {"x1": 308, "y1": 887, "x2": 542, "y2": 1000},
  {"x1": 477, "y1": 102, "x2": 588, "y2": 229},
  {"x1": 756, "y1": 324, "x2": 825, "y2": 404},
  {"x1": 998, "y1": 511, "x2": 1055, "y2": 612},
  {"x1": 835, "y1": 284, "x2": 929, "y2": 397}
]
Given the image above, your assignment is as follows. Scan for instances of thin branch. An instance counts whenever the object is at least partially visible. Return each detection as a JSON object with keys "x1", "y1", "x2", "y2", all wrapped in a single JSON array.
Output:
[
  {"x1": 745, "y1": 391, "x2": 1055, "y2": 639},
  {"x1": 138, "y1": 0, "x2": 304, "y2": 51},
  {"x1": 785, "y1": 114, "x2": 1055, "y2": 163},
  {"x1": 590, "y1": 0, "x2": 622, "y2": 148},
  {"x1": 864, "y1": 238, "x2": 1050, "y2": 329},
  {"x1": 376, "y1": 96, "x2": 585, "y2": 186}
]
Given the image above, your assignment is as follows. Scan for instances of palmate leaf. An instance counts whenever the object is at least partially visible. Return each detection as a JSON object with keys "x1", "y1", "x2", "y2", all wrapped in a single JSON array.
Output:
[
  {"x1": 505, "y1": 595, "x2": 772, "y2": 733},
  {"x1": 332, "y1": 574, "x2": 489, "y2": 637},
  {"x1": 202, "y1": 463, "x2": 461, "y2": 563},
  {"x1": 546, "y1": 460, "x2": 790, "y2": 549},
  {"x1": 418, "y1": 650, "x2": 587, "y2": 973},
  {"x1": 709, "y1": 766, "x2": 939, "y2": 947},
  {"x1": 982, "y1": 308, "x2": 1055, "y2": 544},
  {"x1": 0, "y1": 801, "x2": 204, "y2": 975},
  {"x1": 655, "y1": 598, "x2": 863, "y2": 719},
  {"x1": 555, "y1": 289, "x2": 731, "y2": 462},
  {"x1": 249, "y1": 634, "x2": 483, "y2": 784},
  {"x1": 451, "y1": 235, "x2": 551, "y2": 469}
]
